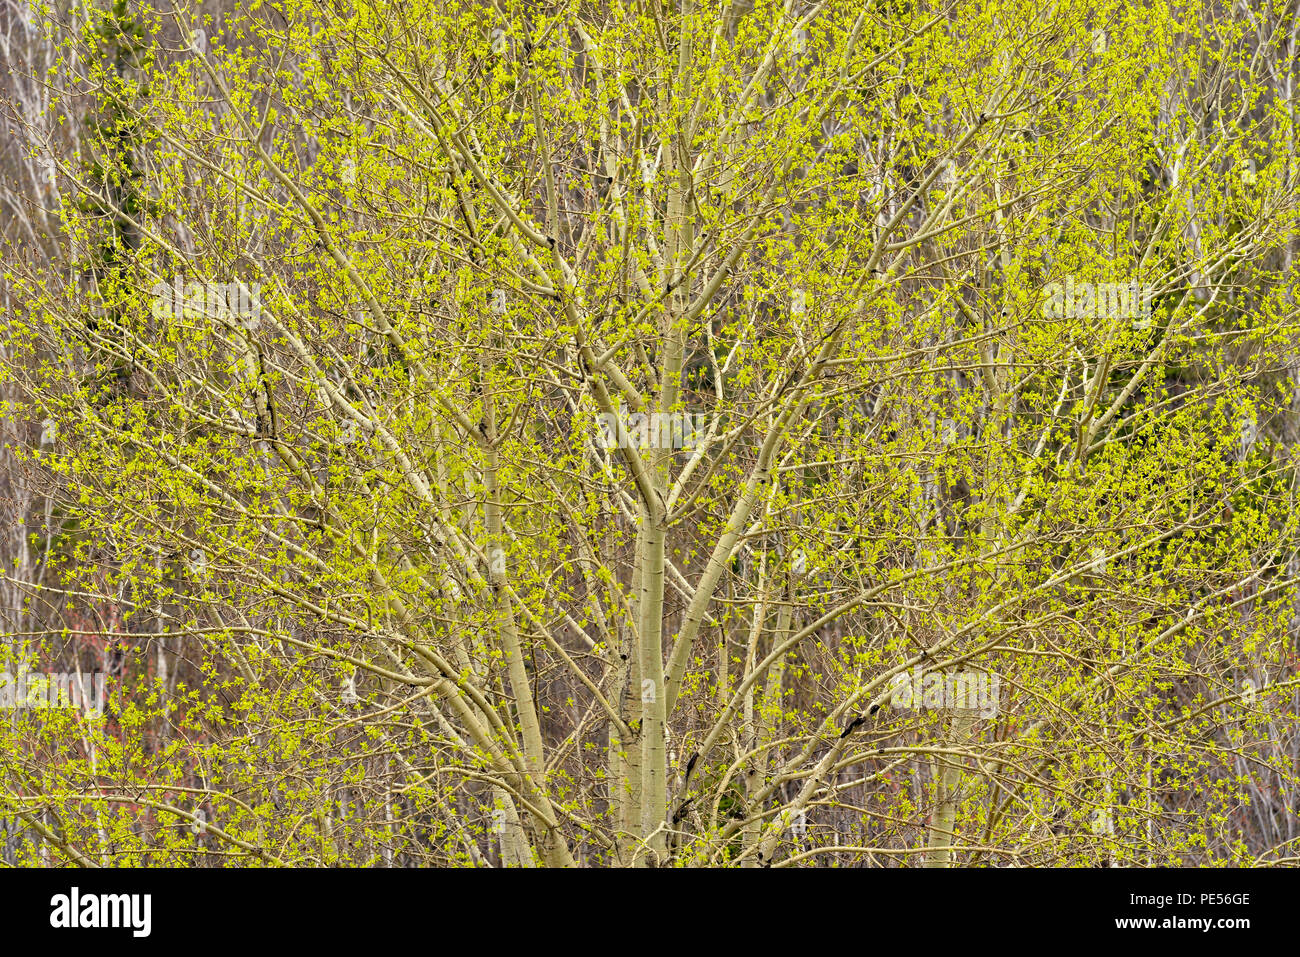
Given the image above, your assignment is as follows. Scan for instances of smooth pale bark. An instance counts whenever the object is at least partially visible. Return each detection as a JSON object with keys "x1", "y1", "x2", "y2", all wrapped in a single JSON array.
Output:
[
  {"x1": 742, "y1": 568, "x2": 792, "y2": 866},
  {"x1": 615, "y1": 528, "x2": 645, "y2": 864},
  {"x1": 494, "y1": 784, "x2": 535, "y2": 868},
  {"x1": 629, "y1": 16, "x2": 696, "y2": 863},
  {"x1": 635, "y1": 512, "x2": 668, "y2": 865},
  {"x1": 924, "y1": 713, "x2": 975, "y2": 867},
  {"x1": 739, "y1": 561, "x2": 769, "y2": 867}
]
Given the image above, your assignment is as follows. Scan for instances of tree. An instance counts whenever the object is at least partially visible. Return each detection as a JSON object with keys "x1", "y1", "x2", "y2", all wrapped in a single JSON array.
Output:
[{"x1": 1, "y1": 0, "x2": 1298, "y2": 867}]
